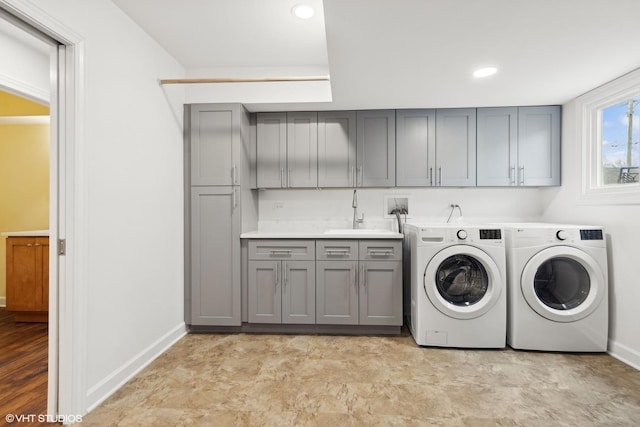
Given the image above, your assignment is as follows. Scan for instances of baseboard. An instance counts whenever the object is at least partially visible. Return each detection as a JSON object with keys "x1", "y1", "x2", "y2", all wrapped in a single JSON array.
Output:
[
  {"x1": 608, "y1": 339, "x2": 640, "y2": 371},
  {"x1": 85, "y1": 322, "x2": 187, "y2": 412},
  {"x1": 0, "y1": 296, "x2": 5, "y2": 307}
]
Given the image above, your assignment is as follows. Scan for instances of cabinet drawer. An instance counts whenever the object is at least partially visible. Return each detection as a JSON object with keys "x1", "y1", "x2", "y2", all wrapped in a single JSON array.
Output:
[
  {"x1": 316, "y1": 240, "x2": 358, "y2": 261},
  {"x1": 248, "y1": 240, "x2": 315, "y2": 260},
  {"x1": 359, "y1": 240, "x2": 402, "y2": 261}
]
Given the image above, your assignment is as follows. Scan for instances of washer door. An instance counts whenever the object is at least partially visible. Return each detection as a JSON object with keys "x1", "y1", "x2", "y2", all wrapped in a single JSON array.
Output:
[
  {"x1": 423, "y1": 245, "x2": 503, "y2": 320},
  {"x1": 521, "y1": 246, "x2": 605, "y2": 323}
]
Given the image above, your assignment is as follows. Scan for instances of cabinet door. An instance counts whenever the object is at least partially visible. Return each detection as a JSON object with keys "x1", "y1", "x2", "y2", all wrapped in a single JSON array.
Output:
[
  {"x1": 517, "y1": 106, "x2": 561, "y2": 186},
  {"x1": 356, "y1": 110, "x2": 396, "y2": 187},
  {"x1": 359, "y1": 261, "x2": 402, "y2": 326},
  {"x1": 477, "y1": 107, "x2": 518, "y2": 186},
  {"x1": 316, "y1": 260, "x2": 358, "y2": 325},
  {"x1": 6, "y1": 237, "x2": 48, "y2": 313},
  {"x1": 396, "y1": 109, "x2": 436, "y2": 186},
  {"x1": 190, "y1": 187, "x2": 241, "y2": 326},
  {"x1": 318, "y1": 111, "x2": 357, "y2": 187},
  {"x1": 287, "y1": 112, "x2": 318, "y2": 188},
  {"x1": 257, "y1": 113, "x2": 287, "y2": 188},
  {"x1": 435, "y1": 108, "x2": 477, "y2": 186},
  {"x1": 189, "y1": 105, "x2": 238, "y2": 186},
  {"x1": 282, "y1": 260, "x2": 315, "y2": 324},
  {"x1": 248, "y1": 260, "x2": 281, "y2": 323}
]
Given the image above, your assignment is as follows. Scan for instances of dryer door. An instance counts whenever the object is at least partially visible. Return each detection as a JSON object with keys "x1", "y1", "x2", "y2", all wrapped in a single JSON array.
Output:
[
  {"x1": 521, "y1": 246, "x2": 606, "y2": 323},
  {"x1": 423, "y1": 245, "x2": 503, "y2": 320}
]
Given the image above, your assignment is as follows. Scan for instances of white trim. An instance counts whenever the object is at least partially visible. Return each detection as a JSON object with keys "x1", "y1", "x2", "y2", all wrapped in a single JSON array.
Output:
[
  {"x1": 86, "y1": 323, "x2": 187, "y2": 412},
  {"x1": 0, "y1": 296, "x2": 5, "y2": 307},
  {"x1": 609, "y1": 339, "x2": 640, "y2": 371},
  {"x1": 0, "y1": 0, "x2": 87, "y2": 419},
  {"x1": 0, "y1": 115, "x2": 49, "y2": 124},
  {"x1": 579, "y1": 68, "x2": 640, "y2": 205},
  {"x1": 0, "y1": 73, "x2": 49, "y2": 104}
]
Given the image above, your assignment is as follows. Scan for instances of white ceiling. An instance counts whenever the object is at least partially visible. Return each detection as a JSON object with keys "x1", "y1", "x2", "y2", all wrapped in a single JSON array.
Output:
[{"x1": 115, "y1": 0, "x2": 640, "y2": 112}]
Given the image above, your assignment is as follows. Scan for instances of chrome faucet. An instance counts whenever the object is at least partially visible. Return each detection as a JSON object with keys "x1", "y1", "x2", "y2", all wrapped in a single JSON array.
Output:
[{"x1": 352, "y1": 189, "x2": 364, "y2": 229}]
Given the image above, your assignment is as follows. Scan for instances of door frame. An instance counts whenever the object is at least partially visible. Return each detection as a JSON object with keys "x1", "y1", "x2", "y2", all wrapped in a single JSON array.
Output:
[{"x1": 0, "y1": 0, "x2": 86, "y2": 417}]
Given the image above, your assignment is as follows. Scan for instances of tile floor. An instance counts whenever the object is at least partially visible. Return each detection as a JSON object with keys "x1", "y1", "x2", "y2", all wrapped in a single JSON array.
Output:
[{"x1": 82, "y1": 332, "x2": 640, "y2": 426}]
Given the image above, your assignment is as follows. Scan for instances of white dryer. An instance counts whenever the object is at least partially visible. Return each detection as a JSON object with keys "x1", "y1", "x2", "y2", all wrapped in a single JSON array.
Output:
[
  {"x1": 404, "y1": 223, "x2": 507, "y2": 348},
  {"x1": 503, "y1": 223, "x2": 609, "y2": 352}
]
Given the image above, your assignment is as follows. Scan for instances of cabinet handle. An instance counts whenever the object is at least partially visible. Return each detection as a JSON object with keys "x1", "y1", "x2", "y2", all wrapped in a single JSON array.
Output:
[
  {"x1": 275, "y1": 263, "x2": 280, "y2": 288},
  {"x1": 26, "y1": 243, "x2": 33, "y2": 247},
  {"x1": 510, "y1": 166, "x2": 516, "y2": 185},
  {"x1": 325, "y1": 249, "x2": 350, "y2": 256},
  {"x1": 351, "y1": 166, "x2": 355, "y2": 187},
  {"x1": 280, "y1": 168, "x2": 285, "y2": 188},
  {"x1": 270, "y1": 249, "x2": 292, "y2": 255},
  {"x1": 352, "y1": 264, "x2": 357, "y2": 292},
  {"x1": 283, "y1": 261, "x2": 287, "y2": 289},
  {"x1": 288, "y1": 168, "x2": 292, "y2": 188},
  {"x1": 231, "y1": 189, "x2": 237, "y2": 210},
  {"x1": 368, "y1": 250, "x2": 393, "y2": 257},
  {"x1": 232, "y1": 164, "x2": 238, "y2": 185},
  {"x1": 438, "y1": 167, "x2": 442, "y2": 186},
  {"x1": 360, "y1": 263, "x2": 365, "y2": 291},
  {"x1": 519, "y1": 166, "x2": 525, "y2": 185},
  {"x1": 429, "y1": 167, "x2": 433, "y2": 186}
]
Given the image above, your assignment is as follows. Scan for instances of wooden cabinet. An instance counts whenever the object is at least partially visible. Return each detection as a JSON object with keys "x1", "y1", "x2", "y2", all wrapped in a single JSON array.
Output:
[
  {"x1": 435, "y1": 108, "x2": 477, "y2": 186},
  {"x1": 397, "y1": 108, "x2": 476, "y2": 187},
  {"x1": 256, "y1": 112, "x2": 318, "y2": 188},
  {"x1": 356, "y1": 110, "x2": 396, "y2": 187},
  {"x1": 6, "y1": 236, "x2": 49, "y2": 322},
  {"x1": 477, "y1": 106, "x2": 561, "y2": 186},
  {"x1": 185, "y1": 103, "x2": 257, "y2": 327},
  {"x1": 247, "y1": 240, "x2": 315, "y2": 324},
  {"x1": 317, "y1": 111, "x2": 357, "y2": 187}
]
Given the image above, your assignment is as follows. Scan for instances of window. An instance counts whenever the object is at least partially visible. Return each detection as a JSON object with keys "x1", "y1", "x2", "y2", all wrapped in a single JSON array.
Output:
[
  {"x1": 579, "y1": 69, "x2": 640, "y2": 204},
  {"x1": 601, "y1": 98, "x2": 639, "y2": 185}
]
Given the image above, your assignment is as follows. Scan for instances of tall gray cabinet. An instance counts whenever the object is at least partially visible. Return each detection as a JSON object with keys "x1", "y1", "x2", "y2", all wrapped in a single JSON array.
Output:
[{"x1": 185, "y1": 104, "x2": 257, "y2": 326}]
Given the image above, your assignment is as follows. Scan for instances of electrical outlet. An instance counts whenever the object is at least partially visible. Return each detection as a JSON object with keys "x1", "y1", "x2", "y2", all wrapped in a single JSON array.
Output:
[{"x1": 274, "y1": 202, "x2": 284, "y2": 210}]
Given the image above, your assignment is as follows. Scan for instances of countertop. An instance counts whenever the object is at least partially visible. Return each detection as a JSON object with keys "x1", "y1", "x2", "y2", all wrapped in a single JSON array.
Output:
[
  {"x1": 240, "y1": 230, "x2": 403, "y2": 239},
  {"x1": 1, "y1": 230, "x2": 50, "y2": 237}
]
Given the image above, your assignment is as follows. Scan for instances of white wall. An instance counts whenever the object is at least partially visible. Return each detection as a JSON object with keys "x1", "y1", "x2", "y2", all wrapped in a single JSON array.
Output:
[
  {"x1": 541, "y1": 98, "x2": 640, "y2": 369},
  {"x1": 26, "y1": 0, "x2": 187, "y2": 412},
  {"x1": 0, "y1": 19, "x2": 49, "y2": 102},
  {"x1": 258, "y1": 187, "x2": 545, "y2": 231}
]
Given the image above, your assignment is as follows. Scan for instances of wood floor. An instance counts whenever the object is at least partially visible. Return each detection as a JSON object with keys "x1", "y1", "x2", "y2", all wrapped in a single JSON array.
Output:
[{"x1": 0, "y1": 307, "x2": 49, "y2": 423}]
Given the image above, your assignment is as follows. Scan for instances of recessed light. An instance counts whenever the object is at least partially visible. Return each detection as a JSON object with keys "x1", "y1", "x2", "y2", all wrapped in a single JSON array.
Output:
[
  {"x1": 293, "y1": 4, "x2": 315, "y2": 19},
  {"x1": 473, "y1": 67, "x2": 498, "y2": 78}
]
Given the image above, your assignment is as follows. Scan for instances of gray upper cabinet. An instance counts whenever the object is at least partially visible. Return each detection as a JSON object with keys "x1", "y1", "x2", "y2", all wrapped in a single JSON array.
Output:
[
  {"x1": 477, "y1": 107, "x2": 518, "y2": 186},
  {"x1": 477, "y1": 106, "x2": 561, "y2": 186},
  {"x1": 435, "y1": 108, "x2": 477, "y2": 186},
  {"x1": 190, "y1": 187, "x2": 241, "y2": 326},
  {"x1": 256, "y1": 113, "x2": 287, "y2": 188},
  {"x1": 287, "y1": 112, "x2": 318, "y2": 188},
  {"x1": 517, "y1": 106, "x2": 561, "y2": 186},
  {"x1": 189, "y1": 104, "x2": 248, "y2": 186},
  {"x1": 317, "y1": 111, "x2": 357, "y2": 187},
  {"x1": 257, "y1": 112, "x2": 318, "y2": 188},
  {"x1": 356, "y1": 110, "x2": 396, "y2": 187},
  {"x1": 396, "y1": 109, "x2": 436, "y2": 186}
]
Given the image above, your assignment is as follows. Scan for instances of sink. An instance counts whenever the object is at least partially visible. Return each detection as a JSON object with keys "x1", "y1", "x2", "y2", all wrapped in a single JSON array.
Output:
[{"x1": 323, "y1": 229, "x2": 395, "y2": 235}]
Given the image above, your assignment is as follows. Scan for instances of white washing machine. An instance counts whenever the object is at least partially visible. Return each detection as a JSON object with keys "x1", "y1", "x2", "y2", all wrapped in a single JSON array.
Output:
[
  {"x1": 404, "y1": 223, "x2": 507, "y2": 348},
  {"x1": 502, "y1": 223, "x2": 609, "y2": 352}
]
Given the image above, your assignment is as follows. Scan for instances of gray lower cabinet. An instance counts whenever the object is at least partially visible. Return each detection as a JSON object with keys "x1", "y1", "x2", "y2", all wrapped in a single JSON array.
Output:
[
  {"x1": 396, "y1": 109, "x2": 436, "y2": 186},
  {"x1": 247, "y1": 240, "x2": 316, "y2": 324},
  {"x1": 315, "y1": 239, "x2": 402, "y2": 326},
  {"x1": 190, "y1": 187, "x2": 240, "y2": 326}
]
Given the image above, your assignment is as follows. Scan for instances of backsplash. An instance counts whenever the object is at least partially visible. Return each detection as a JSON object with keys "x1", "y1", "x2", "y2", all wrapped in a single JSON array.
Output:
[{"x1": 257, "y1": 187, "x2": 545, "y2": 232}]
